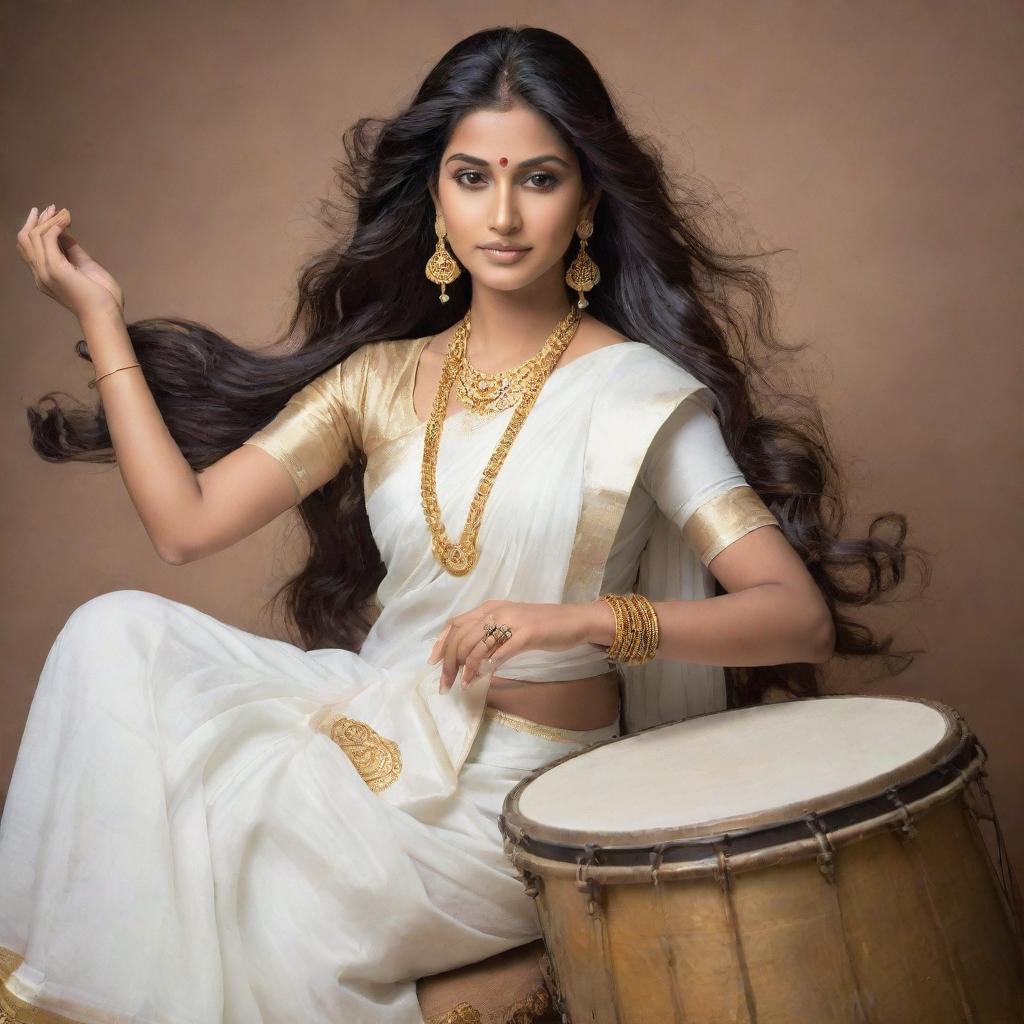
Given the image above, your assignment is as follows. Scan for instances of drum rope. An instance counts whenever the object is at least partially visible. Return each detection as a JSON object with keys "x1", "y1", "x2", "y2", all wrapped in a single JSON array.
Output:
[
  {"x1": 963, "y1": 756, "x2": 1024, "y2": 942},
  {"x1": 802, "y1": 812, "x2": 870, "y2": 1024},
  {"x1": 887, "y1": 790, "x2": 978, "y2": 1024},
  {"x1": 713, "y1": 842, "x2": 759, "y2": 1023},
  {"x1": 649, "y1": 843, "x2": 690, "y2": 1020},
  {"x1": 576, "y1": 843, "x2": 625, "y2": 1022}
]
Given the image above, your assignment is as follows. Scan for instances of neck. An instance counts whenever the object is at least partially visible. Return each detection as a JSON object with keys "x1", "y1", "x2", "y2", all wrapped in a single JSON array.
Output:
[{"x1": 465, "y1": 265, "x2": 578, "y2": 370}]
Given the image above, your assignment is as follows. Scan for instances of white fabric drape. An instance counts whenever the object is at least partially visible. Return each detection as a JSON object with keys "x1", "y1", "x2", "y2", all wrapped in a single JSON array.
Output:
[{"x1": 0, "y1": 342, "x2": 715, "y2": 1022}]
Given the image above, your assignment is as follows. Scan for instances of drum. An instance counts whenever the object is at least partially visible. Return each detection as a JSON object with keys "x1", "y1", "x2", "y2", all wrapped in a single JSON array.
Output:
[{"x1": 499, "y1": 695, "x2": 1024, "y2": 1023}]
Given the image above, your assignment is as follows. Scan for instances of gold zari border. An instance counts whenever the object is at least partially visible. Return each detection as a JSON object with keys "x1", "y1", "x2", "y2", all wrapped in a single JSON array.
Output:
[
  {"x1": 683, "y1": 484, "x2": 779, "y2": 566},
  {"x1": 483, "y1": 706, "x2": 612, "y2": 745},
  {"x1": 1, "y1": 946, "x2": 82, "y2": 1023}
]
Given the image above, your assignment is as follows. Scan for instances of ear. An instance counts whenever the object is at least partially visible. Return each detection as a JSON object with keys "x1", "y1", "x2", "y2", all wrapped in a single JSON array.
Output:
[
  {"x1": 428, "y1": 180, "x2": 440, "y2": 214},
  {"x1": 580, "y1": 186, "x2": 603, "y2": 222}
]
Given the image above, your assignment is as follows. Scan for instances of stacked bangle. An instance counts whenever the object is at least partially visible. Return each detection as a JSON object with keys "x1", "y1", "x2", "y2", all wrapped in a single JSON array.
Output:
[{"x1": 599, "y1": 592, "x2": 660, "y2": 665}]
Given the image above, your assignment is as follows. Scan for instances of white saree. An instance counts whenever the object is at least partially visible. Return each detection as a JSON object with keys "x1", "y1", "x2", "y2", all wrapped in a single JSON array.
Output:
[{"x1": 0, "y1": 336, "x2": 779, "y2": 1023}]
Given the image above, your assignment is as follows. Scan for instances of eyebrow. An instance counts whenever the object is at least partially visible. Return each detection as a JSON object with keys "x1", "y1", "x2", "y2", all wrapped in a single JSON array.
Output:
[{"x1": 444, "y1": 152, "x2": 572, "y2": 170}]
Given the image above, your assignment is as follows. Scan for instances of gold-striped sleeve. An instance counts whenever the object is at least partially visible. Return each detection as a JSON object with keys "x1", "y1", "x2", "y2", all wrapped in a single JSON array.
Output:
[
  {"x1": 242, "y1": 355, "x2": 364, "y2": 503},
  {"x1": 682, "y1": 485, "x2": 780, "y2": 566}
]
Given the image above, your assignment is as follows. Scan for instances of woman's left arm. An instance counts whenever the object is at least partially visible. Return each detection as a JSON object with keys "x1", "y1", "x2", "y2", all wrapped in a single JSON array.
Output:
[{"x1": 583, "y1": 522, "x2": 835, "y2": 666}]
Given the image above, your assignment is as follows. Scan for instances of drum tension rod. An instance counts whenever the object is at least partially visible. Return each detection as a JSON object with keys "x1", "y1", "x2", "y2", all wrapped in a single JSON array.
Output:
[
  {"x1": 802, "y1": 812, "x2": 837, "y2": 884},
  {"x1": 883, "y1": 785, "x2": 918, "y2": 840}
]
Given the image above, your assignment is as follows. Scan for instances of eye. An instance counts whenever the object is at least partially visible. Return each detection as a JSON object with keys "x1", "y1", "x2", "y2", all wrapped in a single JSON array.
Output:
[
  {"x1": 454, "y1": 170, "x2": 486, "y2": 187},
  {"x1": 525, "y1": 172, "x2": 559, "y2": 190},
  {"x1": 452, "y1": 170, "x2": 560, "y2": 190}
]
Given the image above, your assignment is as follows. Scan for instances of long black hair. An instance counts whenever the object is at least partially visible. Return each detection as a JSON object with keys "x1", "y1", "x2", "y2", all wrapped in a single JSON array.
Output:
[{"x1": 27, "y1": 25, "x2": 930, "y2": 704}]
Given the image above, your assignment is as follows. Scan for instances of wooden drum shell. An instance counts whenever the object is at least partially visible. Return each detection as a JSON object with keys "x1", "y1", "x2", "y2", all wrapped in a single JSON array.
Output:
[{"x1": 501, "y1": 699, "x2": 1024, "y2": 1023}]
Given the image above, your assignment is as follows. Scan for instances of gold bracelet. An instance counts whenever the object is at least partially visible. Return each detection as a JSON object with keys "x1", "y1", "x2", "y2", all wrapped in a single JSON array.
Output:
[{"x1": 88, "y1": 363, "x2": 142, "y2": 389}]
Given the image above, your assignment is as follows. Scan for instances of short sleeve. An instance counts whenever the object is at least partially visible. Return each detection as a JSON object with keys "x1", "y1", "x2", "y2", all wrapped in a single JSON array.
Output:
[
  {"x1": 241, "y1": 355, "x2": 364, "y2": 503},
  {"x1": 639, "y1": 391, "x2": 780, "y2": 566}
]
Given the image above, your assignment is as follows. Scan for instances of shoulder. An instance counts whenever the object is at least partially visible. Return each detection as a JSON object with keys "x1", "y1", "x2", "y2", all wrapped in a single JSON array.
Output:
[
  {"x1": 342, "y1": 336, "x2": 425, "y2": 377},
  {"x1": 601, "y1": 339, "x2": 709, "y2": 398}
]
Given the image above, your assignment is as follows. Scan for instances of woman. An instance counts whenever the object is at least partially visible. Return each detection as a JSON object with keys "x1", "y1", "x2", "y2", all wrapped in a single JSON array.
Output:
[{"x1": 2, "y1": 25, "x2": 927, "y2": 1024}]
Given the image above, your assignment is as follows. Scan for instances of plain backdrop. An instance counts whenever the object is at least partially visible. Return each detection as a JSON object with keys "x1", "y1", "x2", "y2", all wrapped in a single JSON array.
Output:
[{"x1": 2, "y1": 3, "x2": 1021, "y2": 891}]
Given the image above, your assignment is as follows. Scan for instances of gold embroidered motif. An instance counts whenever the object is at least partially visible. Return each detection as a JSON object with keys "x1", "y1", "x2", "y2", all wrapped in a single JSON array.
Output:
[
  {"x1": 425, "y1": 1002, "x2": 482, "y2": 1024},
  {"x1": 323, "y1": 715, "x2": 403, "y2": 793},
  {"x1": 423, "y1": 986, "x2": 551, "y2": 1024},
  {"x1": 505, "y1": 985, "x2": 552, "y2": 1024}
]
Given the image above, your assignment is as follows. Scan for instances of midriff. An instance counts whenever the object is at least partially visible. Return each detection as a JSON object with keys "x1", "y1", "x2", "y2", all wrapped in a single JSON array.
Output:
[{"x1": 484, "y1": 668, "x2": 622, "y2": 731}]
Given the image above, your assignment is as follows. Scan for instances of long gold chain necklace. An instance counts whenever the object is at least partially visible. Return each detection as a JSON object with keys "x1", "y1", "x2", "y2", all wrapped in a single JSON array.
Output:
[{"x1": 420, "y1": 304, "x2": 581, "y2": 576}]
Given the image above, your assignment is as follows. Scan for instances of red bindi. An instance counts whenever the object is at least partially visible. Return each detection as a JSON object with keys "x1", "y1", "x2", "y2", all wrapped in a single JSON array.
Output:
[{"x1": 498, "y1": 157, "x2": 508, "y2": 167}]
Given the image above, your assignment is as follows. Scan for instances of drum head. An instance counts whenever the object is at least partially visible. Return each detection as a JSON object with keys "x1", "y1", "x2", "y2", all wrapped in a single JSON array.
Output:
[{"x1": 504, "y1": 695, "x2": 963, "y2": 847}]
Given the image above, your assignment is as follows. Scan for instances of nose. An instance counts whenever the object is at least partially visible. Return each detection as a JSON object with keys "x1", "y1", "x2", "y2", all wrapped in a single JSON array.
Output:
[{"x1": 488, "y1": 178, "x2": 521, "y2": 236}]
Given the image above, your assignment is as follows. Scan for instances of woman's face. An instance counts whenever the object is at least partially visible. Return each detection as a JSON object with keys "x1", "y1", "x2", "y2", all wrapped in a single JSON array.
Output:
[{"x1": 430, "y1": 103, "x2": 599, "y2": 295}]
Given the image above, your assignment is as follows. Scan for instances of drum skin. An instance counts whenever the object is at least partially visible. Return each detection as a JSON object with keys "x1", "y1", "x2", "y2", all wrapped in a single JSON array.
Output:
[{"x1": 501, "y1": 697, "x2": 1024, "y2": 1023}]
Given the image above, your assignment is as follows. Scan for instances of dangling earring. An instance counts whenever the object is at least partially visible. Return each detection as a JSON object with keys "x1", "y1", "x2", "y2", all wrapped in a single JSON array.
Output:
[
  {"x1": 425, "y1": 213, "x2": 461, "y2": 304},
  {"x1": 564, "y1": 217, "x2": 600, "y2": 309}
]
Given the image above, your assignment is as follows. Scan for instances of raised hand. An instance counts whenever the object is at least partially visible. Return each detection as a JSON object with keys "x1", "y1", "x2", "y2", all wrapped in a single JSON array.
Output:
[{"x1": 15, "y1": 205, "x2": 126, "y2": 322}]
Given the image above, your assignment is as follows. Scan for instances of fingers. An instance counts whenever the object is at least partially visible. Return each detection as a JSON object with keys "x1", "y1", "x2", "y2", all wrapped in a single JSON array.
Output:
[
  {"x1": 483, "y1": 632, "x2": 521, "y2": 675},
  {"x1": 17, "y1": 206, "x2": 60, "y2": 298},
  {"x1": 461, "y1": 633, "x2": 500, "y2": 687},
  {"x1": 440, "y1": 623, "x2": 467, "y2": 691},
  {"x1": 39, "y1": 209, "x2": 72, "y2": 278},
  {"x1": 18, "y1": 205, "x2": 66, "y2": 291},
  {"x1": 427, "y1": 621, "x2": 453, "y2": 665}
]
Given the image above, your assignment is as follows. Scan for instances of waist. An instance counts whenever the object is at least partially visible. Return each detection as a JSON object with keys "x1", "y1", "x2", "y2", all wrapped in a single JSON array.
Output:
[{"x1": 484, "y1": 668, "x2": 622, "y2": 732}]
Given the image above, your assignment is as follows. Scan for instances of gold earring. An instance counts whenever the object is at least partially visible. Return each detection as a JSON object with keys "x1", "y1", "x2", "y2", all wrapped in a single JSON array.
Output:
[
  {"x1": 564, "y1": 217, "x2": 600, "y2": 309},
  {"x1": 425, "y1": 213, "x2": 461, "y2": 304}
]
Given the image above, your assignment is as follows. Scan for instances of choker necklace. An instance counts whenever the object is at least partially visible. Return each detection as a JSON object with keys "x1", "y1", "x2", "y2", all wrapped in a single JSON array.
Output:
[
  {"x1": 455, "y1": 323, "x2": 571, "y2": 416},
  {"x1": 420, "y1": 304, "x2": 581, "y2": 576}
]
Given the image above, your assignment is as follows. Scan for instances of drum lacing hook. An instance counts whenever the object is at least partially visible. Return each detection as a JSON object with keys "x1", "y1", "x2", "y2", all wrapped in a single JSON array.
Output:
[
  {"x1": 884, "y1": 785, "x2": 918, "y2": 840},
  {"x1": 508, "y1": 842, "x2": 541, "y2": 900},
  {"x1": 649, "y1": 841, "x2": 671, "y2": 886},
  {"x1": 575, "y1": 842, "x2": 602, "y2": 917},
  {"x1": 965, "y1": 764, "x2": 997, "y2": 823},
  {"x1": 802, "y1": 812, "x2": 836, "y2": 884},
  {"x1": 712, "y1": 840, "x2": 733, "y2": 893}
]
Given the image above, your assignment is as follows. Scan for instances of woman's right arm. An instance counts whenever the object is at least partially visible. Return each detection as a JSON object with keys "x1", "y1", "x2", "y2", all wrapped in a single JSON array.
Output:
[
  {"x1": 18, "y1": 204, "x2": 355, "y2": 564},
  {"x1": 81, "y1": 308, "x2": 317, "y2": 564}
]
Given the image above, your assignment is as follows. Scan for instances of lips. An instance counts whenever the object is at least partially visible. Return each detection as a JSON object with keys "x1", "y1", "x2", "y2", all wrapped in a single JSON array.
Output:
[{"x1": 479, "y1": 246, "x2": 529, "y2": 252}]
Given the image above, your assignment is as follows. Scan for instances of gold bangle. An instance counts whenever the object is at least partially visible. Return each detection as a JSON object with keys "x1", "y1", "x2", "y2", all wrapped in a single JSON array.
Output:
[
  {"x1": 633, "y1": 594, "x2": 660, "y2": 663},
  {"x1": 617, "y1": 593, "x2": 642, "y2": 663},
  {"x1": 88, "y1": 363, "x2": 142, "y2": 389},
  {"x1": 600, "y1": 591, "x2": 661, "y2": 666}
]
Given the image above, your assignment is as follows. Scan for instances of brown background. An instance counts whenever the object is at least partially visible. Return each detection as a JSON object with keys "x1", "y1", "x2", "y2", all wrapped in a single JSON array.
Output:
[{"x1": 2, "y1": 3, "x2": 1021, "y2": 884}]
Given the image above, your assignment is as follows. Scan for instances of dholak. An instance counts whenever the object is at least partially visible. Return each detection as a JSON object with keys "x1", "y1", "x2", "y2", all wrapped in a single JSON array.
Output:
[{"x1": 499, "y1": 695, "x2": 1024, "y2": 1023}]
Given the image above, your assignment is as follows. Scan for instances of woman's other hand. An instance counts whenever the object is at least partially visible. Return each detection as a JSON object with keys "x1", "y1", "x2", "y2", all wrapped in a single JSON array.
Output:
[
  {"x1": 427, "y1": 600, "x2": 595, "y2": 692},
  {"x1": 16, "y1": 205, "x2": 126, "y2": 322}
]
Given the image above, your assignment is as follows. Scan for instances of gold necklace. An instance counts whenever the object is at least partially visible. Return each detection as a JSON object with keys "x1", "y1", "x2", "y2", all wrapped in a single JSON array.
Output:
[
  {"x1": 420, "y1": 304, "x2": 581, "y2": 576},
  {"x1": 454, "y1": 330, "x2": 562, "y2": 416}
]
